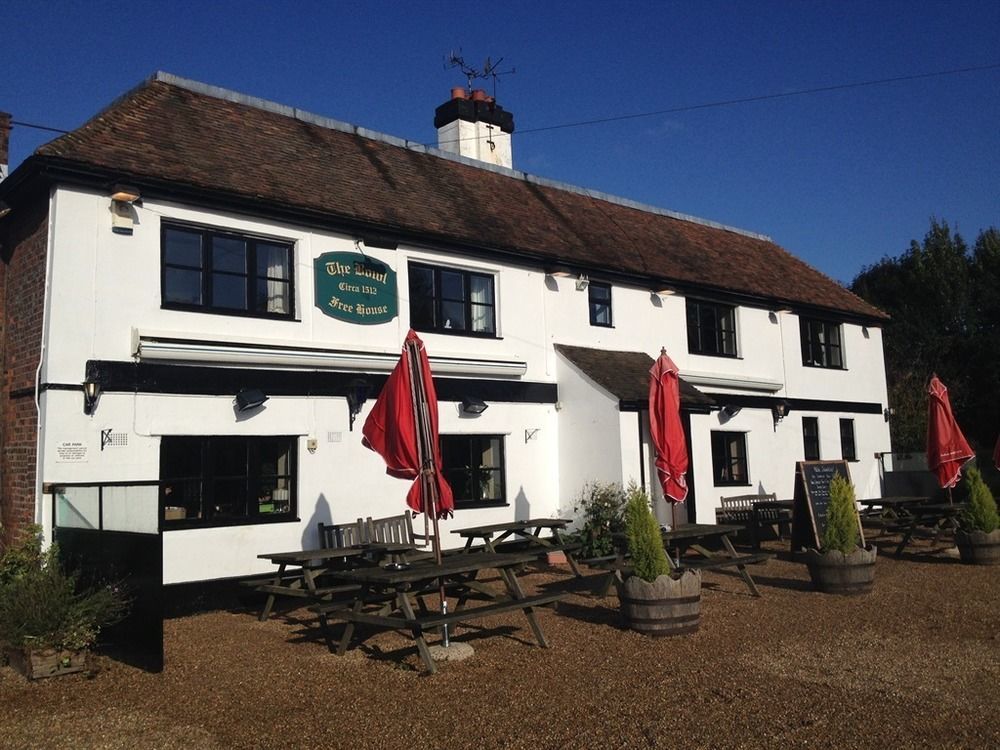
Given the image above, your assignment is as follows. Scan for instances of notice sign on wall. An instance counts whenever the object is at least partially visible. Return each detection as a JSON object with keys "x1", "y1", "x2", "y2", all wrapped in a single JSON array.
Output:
[
  {"x1": 56, "y1": 441, "x2": 89, "y2": 463},
  {"x1": 314, "y1": 252, "x2": 397, "y2": 325}
]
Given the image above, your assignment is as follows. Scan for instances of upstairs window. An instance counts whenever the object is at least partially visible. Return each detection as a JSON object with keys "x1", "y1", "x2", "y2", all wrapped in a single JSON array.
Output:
[
  {"x1": 160, "y1": 436, "x2": 297, "y2": 528},
  {"x1": 162, "y1": 224, "x2": 293, "y2": 318},
  {"x1": 409, "y1": 262, "x2": 496, "y2": 336},
  {"x1": 800, "y1": 318, "x2": 844, "y2": 368},
  {"x1": 802, "y1": 417, "x2": 820, "y2": 461},
  {"x1": 588, "y1": 282, "x2": 613, "y2": 327},
  {"x1": 687, "y1": 299, "x2": 738, "y2": 357},
  {"x1": 440, "y1": 435, "x2": 506, "y2": 508},
  {"x1": 840, "y1": 418, "x2": 857, "y2": 461},
  {"x1": 711, "y1": 431, "x2": 749, "y2": 486}
]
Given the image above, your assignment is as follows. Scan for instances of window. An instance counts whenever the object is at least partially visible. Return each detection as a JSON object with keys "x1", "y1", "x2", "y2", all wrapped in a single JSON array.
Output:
[
  {"x1": 588, "y1": 282, "x2": 612, "y2": 326},
  {"x1": 440, "y1": 435, "x2": 506, "y2": 508},
  {"x1": 687, "y1": 299, "x2": 738, "y2": 357},
  {"x1": 710, "y1": 431, "x2": 749, "y2": 486},
  {"x1": 408, "y1": 262, "x2": 496, "y2": 336},
  {"x1": 162, "y1": 224, "x2": 293, "y2": 318},
  {"x1": 802, "y1": 417, "x2": 820, "y2": 460},
  {"x1": 800, "y1": 318, "x2": 843, "y2": 368},
  {"x1": 160, "y1": 436, "x2": 297, "y2": 527},
  {"x1": 840, "y1": 418, "x2": 857, "y2": 461}
]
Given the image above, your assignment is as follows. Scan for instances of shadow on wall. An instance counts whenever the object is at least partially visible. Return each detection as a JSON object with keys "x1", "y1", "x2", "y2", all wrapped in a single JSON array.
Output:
[
  {"x1": 302, "y1": 493, "x2": 333, "y2": 549},
  {"x1": 514, "y1": 486, "x2": 530, "y2": 520}
]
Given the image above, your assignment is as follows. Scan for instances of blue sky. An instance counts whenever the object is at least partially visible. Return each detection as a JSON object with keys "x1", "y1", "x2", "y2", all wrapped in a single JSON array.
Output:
[{"x1": 4, "y1": 0, "x2": 998, "y2": 284}]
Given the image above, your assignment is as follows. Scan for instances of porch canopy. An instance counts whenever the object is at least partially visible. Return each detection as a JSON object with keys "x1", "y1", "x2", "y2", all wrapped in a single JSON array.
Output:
[{"x1": 554, "y1": 344, "x2": 714, "y2": 412}]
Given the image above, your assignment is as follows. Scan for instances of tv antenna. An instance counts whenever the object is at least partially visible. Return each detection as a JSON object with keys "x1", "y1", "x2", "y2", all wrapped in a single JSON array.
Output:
[{"x1": 445, "y1": 50, "x2": 515, "y2": 99}]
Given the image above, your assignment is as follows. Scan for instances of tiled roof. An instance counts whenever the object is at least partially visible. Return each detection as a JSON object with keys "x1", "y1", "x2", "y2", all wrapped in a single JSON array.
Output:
[
  {"x1": 31, "y1": 73, "x2": 885, "y2": 320},
  {"x1": 554, "y1": 344, "x2": 715, "y2": 408}
]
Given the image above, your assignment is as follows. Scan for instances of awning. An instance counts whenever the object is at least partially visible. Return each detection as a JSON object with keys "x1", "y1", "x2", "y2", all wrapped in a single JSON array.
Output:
[{"x1": 554, "y1": 344, "x2": 714, "y2": 412}]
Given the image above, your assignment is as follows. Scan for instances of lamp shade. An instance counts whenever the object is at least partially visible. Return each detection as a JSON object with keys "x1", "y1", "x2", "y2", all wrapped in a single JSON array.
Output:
[
  {"x1": 461, "y1": 396, "x2": 488, "y2": 414},
  {"x1": 235, "y1": 388, "x2": 268, "y2": 412}
]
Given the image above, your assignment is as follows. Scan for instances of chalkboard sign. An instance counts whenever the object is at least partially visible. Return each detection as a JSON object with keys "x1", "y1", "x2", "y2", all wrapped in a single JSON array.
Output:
[{"x1": 791, "y1": 460, "x2": 865, "y2": 551}]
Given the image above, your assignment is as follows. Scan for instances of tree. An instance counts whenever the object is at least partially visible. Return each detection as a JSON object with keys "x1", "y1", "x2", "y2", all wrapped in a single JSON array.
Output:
[{"x1": 850, "y1": 220, "x2": 999, "y2": 452}]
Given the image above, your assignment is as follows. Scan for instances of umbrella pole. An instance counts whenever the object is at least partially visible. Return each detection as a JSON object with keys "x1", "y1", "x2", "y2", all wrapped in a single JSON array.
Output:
[{"x1": 406, "y1": 339, "x2": 449, "y2": 647}]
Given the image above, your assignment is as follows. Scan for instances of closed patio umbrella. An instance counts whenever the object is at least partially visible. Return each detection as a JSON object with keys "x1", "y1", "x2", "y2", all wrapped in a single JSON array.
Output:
[
  {"x1": 648, "y1": 348, "x2": 689, "y2": 528},
  {"x1": 926, "y1": 374, "x2": 974, "y2": 491},
  {"x1": 362, "y1": 330, "x2": 454, "y2": 551}
]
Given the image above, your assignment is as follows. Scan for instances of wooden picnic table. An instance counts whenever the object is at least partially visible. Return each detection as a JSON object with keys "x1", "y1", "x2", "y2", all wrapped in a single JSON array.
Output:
[
  {"x1": 251, "y1": 542, "x2": 416, "y2": 621},
  {"x1": 593, "y1": 523, "x2": 771, "y2": 597},
  {"x1": 858, "y1": 496, "x2": 964, "y2": 556},
  {"x1": 750, "y1": 499, "x2": 794, "y2": 550},
  {"x1": 452, "y1": 518, "x2": 584, "y2": 576},
  {"x1": 311, "y1": 550, "x2": 565, "y2": 674}
]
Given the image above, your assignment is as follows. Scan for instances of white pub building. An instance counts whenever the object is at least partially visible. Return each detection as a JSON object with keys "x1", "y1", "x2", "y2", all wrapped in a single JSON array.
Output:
[{"x1": 0, "y1": 74, "x2": 891, "y2": 587}]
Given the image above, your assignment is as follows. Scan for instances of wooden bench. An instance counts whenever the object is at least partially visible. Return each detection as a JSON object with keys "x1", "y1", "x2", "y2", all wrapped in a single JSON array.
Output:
[
  {"x1": 367, "y1": 512, "x2": 437, "y2": 561},
  {"x1": 342, "y1": 592, "x2": 565, "y2": 633},
  {"x1": 317, "y1": 518, "x2": 368, "y2": 548},
  {"x1": 716, "y1": 493, "x2": 791, "y2": 546}
]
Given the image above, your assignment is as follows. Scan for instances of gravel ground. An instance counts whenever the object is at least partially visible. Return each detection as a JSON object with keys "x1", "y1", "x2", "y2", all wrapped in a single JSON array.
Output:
[{"x1": 2, "y1": 537, "x2": 998, "y2": 750}]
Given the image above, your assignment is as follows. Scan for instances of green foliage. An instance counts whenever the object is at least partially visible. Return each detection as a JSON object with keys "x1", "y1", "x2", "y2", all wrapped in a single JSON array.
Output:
[
  {"x1": 821, "y1": 475, "x2": 861, "y2": 554},
  {"x1": 850, "y1": 220, "x2": 1000, "y2": 451},
  {"x1": 0, "y1": 533, "x2": 129, "y2": 652},
  {"x1": 961, "y1": 466, "x2": 999, "y2": 534},
  {"x1": 624, "y1": 483, "x2": 671, "y2": 582},
  {"x1": 571, "y1": 482, "x2": 628, "y2": 558},
  {"x1": 0, "y1": 524, "x2": 46, "y2": 587}
]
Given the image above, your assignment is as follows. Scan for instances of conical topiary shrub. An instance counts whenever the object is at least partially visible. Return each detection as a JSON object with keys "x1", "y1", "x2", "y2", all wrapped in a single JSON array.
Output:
[{"x1": 955, "y1": 466, "x2": 1000, "y2": 564}]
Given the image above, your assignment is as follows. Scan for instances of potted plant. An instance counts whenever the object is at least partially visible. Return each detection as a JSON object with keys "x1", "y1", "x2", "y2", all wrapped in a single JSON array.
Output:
[
  {"x1": 804, "y1": 475, "x2": 877, "y2": 594},
  {"x1": 955, "y1": 466, "x2": 1000, "y2": 565},
  {"x1": 0, "y1": 525, "x2": 129, "y2": 680},
  {"x1": 616, "y1": 483, "x2": 701, "y2": 636}
]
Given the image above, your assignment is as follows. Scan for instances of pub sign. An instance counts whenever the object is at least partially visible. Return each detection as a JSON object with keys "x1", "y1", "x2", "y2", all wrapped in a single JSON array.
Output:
[{"x1": 313, "y1": 252, "x2": 398, "y2": 324}]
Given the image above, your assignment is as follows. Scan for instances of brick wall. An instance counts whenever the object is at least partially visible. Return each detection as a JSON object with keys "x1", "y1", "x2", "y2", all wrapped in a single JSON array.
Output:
[{"x1": 0, "y1": 199, "x2": 48, "y2": 550}]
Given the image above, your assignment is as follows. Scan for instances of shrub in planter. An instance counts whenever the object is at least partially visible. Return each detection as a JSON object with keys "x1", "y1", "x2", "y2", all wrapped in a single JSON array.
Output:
[
  {"x1": 804, "y1": 475, "x2": 877, "y2": 595},
  {"x1": 955, "y1": 467, "x2": 1000, "y2": 565},
  {"x1": 0, "y1": 527, "x2": 129, "y2": 679},
  {"x1": 571, "y1": 481, "x2": 628, "y2": 559},
  {"x1": 617, "y1": 483, "x2": 700, "y2": 636}
]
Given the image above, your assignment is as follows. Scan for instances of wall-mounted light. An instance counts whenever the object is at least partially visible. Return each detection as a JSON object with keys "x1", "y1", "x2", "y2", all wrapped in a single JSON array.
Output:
[
  {"x1": 461, "y1": 395, "x2": 488, "y2": 415},
  {"x1": 346, "y1": 378, "x2": 370, "y2": 431},
  {"x1": 883, "y1": 406, "x2": 895, "y2": 422},
  {"x1": 544, "y1": 267, "x2": 574, "y2": 279},
  {"x1": 358, "y1": 233, "x2": 399, "y2": 251},
  {"x1": 235, "y1": 388, "x2": 268, "y2": 412},
  {"x1": 654, "y1": 286, "x2": 676, "y2": 296},
  {"x1": 110, "y1": 184, "x2": 141, "y2": 235},
  {"x1": 82, "y1": 381, "x2": 101, "y2": 415},
  {"x1": 721, "y1": 404, "x2": 742, "y2": 418},
  {"x1": 575, "y1": 274, "x2": 590, "y2": 291},
  {"x1": 771, "y1": 399, "x2": 790, "y2": 427}
]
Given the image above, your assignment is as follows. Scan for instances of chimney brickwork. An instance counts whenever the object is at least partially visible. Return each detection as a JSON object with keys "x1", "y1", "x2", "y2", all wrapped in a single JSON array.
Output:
[{"x1": 0, "y1": 111, "x2": 11, "y2": 181}]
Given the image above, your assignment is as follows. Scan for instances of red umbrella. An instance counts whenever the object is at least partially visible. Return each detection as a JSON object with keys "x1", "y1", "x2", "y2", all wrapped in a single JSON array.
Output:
[
  {"x1": 926, "y1": 374, "x2": 974, "y2": 490},
  {"x1": 648, "y1": 348, "x2": 689, "y2": 511},
  {"x1": 362, "y1": 331, "x2": 454, "y2": 531}
]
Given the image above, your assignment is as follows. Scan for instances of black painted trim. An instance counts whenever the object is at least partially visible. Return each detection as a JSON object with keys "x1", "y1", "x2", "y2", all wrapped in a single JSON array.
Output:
[
  {"x1": 46, "y1": 360, "x2": 559, "y2": 404},
  {"x1": 707, "y1": 393, "x2": 883, "y2": 415}
]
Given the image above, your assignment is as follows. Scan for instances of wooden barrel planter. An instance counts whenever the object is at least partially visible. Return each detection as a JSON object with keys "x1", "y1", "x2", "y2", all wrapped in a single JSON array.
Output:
[
  {"x1": 955, "y1": 529, "x2": 1000, "y2": 565},
  {"x1": 617, "y1": 569, "x2": 701, "y2": 637},
  {"x1": 804, "y1": 544, "x2": 877, "y2": 595}
]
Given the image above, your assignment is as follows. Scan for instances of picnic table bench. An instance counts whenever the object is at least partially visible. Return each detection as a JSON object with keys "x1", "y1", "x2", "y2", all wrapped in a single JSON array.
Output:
[
  {"x1": 858, "y1": 497, "x2": 964, "y2": 556},
  {"x1": 452, "y1": 518, "x2": 584, "y2": 576},
  {"x1": 592, "y1": 523, "x2": 771, "y2": 597},
  {"x1": 716, "y1": 493, "x2": 793, "y2": 548},
  {"x1": 312, "y1": 550, "x2": 566, "y2": 674}
]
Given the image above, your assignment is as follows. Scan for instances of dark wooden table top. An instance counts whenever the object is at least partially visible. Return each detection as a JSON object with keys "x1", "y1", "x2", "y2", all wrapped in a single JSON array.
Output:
[
  {"x1": 661, "y1": 523, "x2": 744, "y2": 543},
  {"x1": 452, "y1": 518, "x2": 572, "y2": 538},
  {"x1": 258, "y1": 542, "x2": 416, "y2": 565},
  {"x1": 320, "y1": 550, "x2": 544, "y2": 586},
  {"x1": 858, "y1": 496, "x2": 933, "y2": 509}
]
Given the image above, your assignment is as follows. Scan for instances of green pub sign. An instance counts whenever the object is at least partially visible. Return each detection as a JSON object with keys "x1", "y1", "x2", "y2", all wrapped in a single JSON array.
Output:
[{"x1": 313, "y1": 252, "x2": 398, "y2": 325}]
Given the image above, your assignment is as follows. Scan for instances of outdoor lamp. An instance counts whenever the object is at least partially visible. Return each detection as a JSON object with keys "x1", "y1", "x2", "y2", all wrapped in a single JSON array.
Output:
[
  {"x1": 82, "y1": 380, "x2": 101, "y2": 415},
  {"x1": 235, "y1": 388, "x2": 269, "y2": 412},
  {"x1": 771, "y1": 400, "x2": 790, "y2": 426},
  {"x1": 461, "y1": 396, "x2": 488, "y2": 415},
  {"x1": 110, "y1": 185, "x2": 141, "y2": 203},
  {"x1": 721, "y1": 404, "x2": 742, "y2": 418},
  {"x1": 110, "y1": 185, "x2": 141, "y2": 235},
  {"x1": 346, "y1": 378, "x2": 370, "y2": 431},
  {"x1": 575, "y1": 274, "x2": 590, "y2": 291}
]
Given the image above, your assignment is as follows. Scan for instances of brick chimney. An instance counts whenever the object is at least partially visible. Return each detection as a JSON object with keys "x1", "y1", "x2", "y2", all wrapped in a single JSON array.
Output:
[
  {"x1": 434, "y1": 88, "x2": 514, "y2": 169},
  {"x1": 0, "y1": 112, "x2": 10, "y2": 181}
]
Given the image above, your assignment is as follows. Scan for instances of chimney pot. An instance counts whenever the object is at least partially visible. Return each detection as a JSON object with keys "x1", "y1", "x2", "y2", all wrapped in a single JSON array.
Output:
[
  {"x1": 471, "y1": 89, "x2": 487, "y2": 102},
  {"x1": 450, "y1": 87, "x2": 466, "y2": 100}
]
